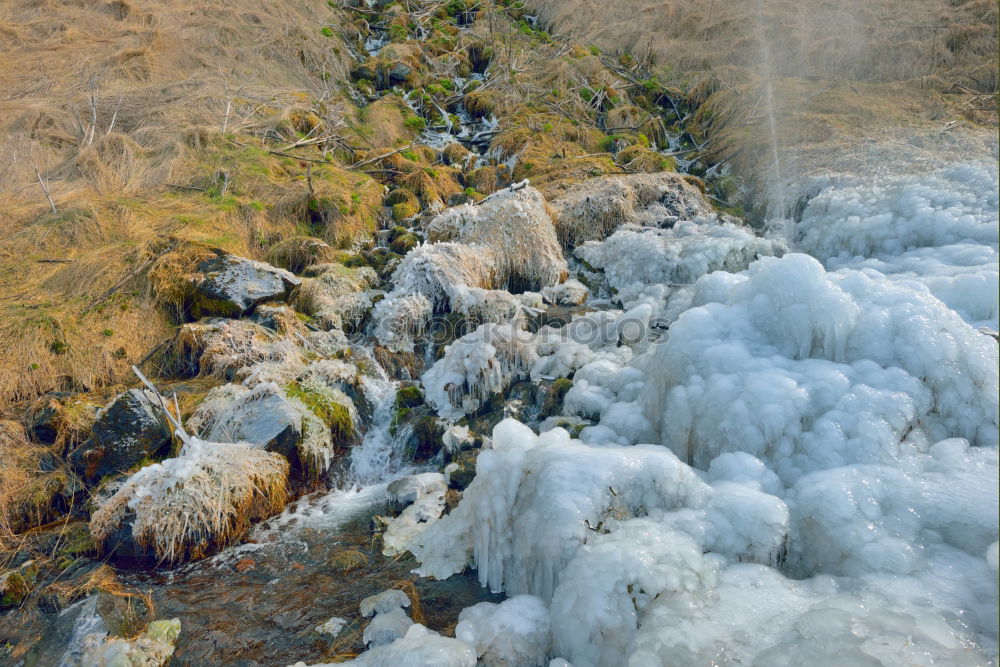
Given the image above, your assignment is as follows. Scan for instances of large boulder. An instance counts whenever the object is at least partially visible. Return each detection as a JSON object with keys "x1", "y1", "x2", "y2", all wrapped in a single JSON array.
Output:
[
  {"x1": 188, "y1": 383, "x2": 302, "y2": 460},
  {"x1": 69, "y1": 390, "x2": 172, "y2": 482},
  {"x1": 191, "y1": 252, "x2": 301, "y2": 319},
  {"x1": 550, "y1": 172, "x2": 727, "y2": 249}
]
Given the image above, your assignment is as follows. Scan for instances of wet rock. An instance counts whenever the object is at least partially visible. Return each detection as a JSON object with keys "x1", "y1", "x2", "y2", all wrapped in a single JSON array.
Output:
[
  {"x1": 234, "y1": 558, "x2": 256, "y2": 573},
  {"x1": 79, "y1": 617, "x2": 181, "y2": 666},
  {"x1": 69, "y1": 390, "x2": 172, "y2": 482},
  {"x1": 191, "y1": 252, "x2": 301, "y2": 319},
  {"x1": 537, "y1": 378, "x2": 574, "y2": 419},
  {"x1": 352, "y1": 62, "x2": 377, "y2": 82},
  {"x1": 388, "y1": 61, "x2": 413, "y2": 84},
  {"x1": 395, "y1": 383, "x2": 424, "y2": 409},
  {"x1": 315, "y1": 616, "x2": 348, "y2": 638},
  {"x1": 0, "y1": 561, "x2": 37, "y2": 608},
  {"x1": 389, "y1": 233, "x2": 419, "y2": 255},
  {"x1": 446, "y1": 448, "x2": 480, "y2": 491},
  {"x1": 188, "y1": 383, "x2": 303, "y2": 460},
  {"x1": 97, "y1": 587, "x2": 153, "y2": 638},
  {"x1": 249, "y1": 304, "x2": 309, "y2": 336}
]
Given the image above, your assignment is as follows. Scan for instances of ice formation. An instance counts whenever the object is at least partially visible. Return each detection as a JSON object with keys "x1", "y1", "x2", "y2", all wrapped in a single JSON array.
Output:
[
  {"x1": 425, "y1": 184, "x2": 567, "y2": 290},
  {"x1": 576, "y1": 221, "x2": 786, "y2": 306},
  {"x1": 422, "y1": 321, "x2": 538, "y2": 419},
  {"x1": 455, "y1": 595, "x2": 551, "y2": 667},
  {"x1": 401, "y1": 163, "x2": 999, "y2": 666},
  {"x1": 796, "y1": 161, "x2": 999, "y2": 329},
  {"x1": 372, "y1": 185, "x2": 567, "y2": 351},
  {"x1": 292, "y1": 624, "x2": 477, "y2": 667},
  {"x1": 382, "y1": 473, "x2": 448, "y2": 556},
  {"x1": 640, "y1": 253, "x2": 998, "y2": 479}
]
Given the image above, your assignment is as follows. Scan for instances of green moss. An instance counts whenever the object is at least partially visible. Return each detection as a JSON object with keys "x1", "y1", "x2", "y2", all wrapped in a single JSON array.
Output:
[
  {"x1": 392, "y1": 201, "x2": 419, "y2": 221},
  {"x1": 0, "y1": 572, "x2": 28, "y2": 608},
  {"x1": 285, "y1": 382, "x2": 354, "y2": 443},
  {"x1": 389, "y1": 234, "x2": 418, "y2": 254},
  {"x1": 395, "y1": 384, "x2": 424, "y2": 408},
  {"x1": 388, "y1": 23, "x2": 408, "y2": 43},
  {"x1": 404, "y1": 116, "x2": 427, "y2": 131}
]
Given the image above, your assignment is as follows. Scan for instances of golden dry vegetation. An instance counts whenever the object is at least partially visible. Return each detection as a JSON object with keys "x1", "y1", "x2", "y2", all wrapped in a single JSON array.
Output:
[{"x1": 530, "y1": 0, "x2": 999, "y2": 213}]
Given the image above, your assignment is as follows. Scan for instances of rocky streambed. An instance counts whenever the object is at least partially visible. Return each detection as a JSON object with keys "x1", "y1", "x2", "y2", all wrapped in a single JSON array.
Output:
[{"x1": 0, "y1": 2, "x2": 996, "y2": 666}]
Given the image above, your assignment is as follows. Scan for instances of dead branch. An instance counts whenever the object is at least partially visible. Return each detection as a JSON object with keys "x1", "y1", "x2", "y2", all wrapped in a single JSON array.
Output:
[{"x1": 33, "y1": 163, "x2": 57, "y2": 214}]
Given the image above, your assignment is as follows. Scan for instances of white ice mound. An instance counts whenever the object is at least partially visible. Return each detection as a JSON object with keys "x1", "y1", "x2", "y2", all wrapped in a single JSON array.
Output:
[
  {"x1": 786, "y1": 439, "x2": 999, "y2": 641},
  {"x1": 796, "y1": 161, "x2": 999, "y2": 329},
  {"x1": 360, "y1": 589, "x2": 411, "y2": 617},
  {"x1": 293, "y1": 624, "x2": 476, "y2": 667},
  {"x1": 410, "y1": 419, "x2": 788, "y2": 600},
  {"x1": 550, "y1": 518, "x2": 720, "y2": 667},
  {"x1": 382, "y1": 473, "x2": 448, "y2": 556},
  {"x1": 422, "y1": 321, "x2": 538, "y2": 420},
  {"x1": 576, "y1": 221, "x2": 786, "y2": 306},
  {"x1": 640, "y1": 253, "x2": 999, "y2": 482},
  {"x1": 627, "y1": 563, "x2": 992, "y2": 667},
  {"x1": 455, "y1": 595, "x2": 551, "y2": 667}
]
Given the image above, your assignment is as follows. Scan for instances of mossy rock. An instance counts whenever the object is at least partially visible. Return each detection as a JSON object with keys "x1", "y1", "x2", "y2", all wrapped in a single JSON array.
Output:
[
  {"x1": 267, "y1": 236, "x2": 332, "y2": 274},
  {"x1": 410, "y1": 415, "x2": 444, "y2": 462},
  {"x1": 539, "y1": 377, "x2": 574, "y2": 418},
  {"x1": 392, "y1": 201, "x2": 420, "y2": 222},
  {"x1": 387, "y1": 225, "x2": 410, "y2": 243},
  {"x1": 616, "y1": 145, "x2": 675, "y2": 173},
  {"x1": 395, "y1": 383, "x2": 424, "y2": 409},
  {"x1": 285, "y1": 381, "x2": 355, "y2": 446},
  {"x1": 384, "y1": 188, "x2": 417, "y2": 207},
  {"x1": 464, "y1": 89, "x2": 500, "y2": 119},
  {"x1": 389, "y1": 234, "x2": 419, "y2": 254},
  {"x1": 446, "y1": 448, "x2": 479, "y2": 490}
]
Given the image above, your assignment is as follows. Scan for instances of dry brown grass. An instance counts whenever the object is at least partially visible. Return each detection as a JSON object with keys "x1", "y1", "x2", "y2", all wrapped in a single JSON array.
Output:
[
  {"x1": 0, "y1": 421, "x2": 69, "y2": 547},
  {"x1": 390, "y1": 579, "x2": 426, "y2": 626},
  {"x1": 0, "y1": 0, "x2": 390, "y2": 413},
  {"x1": 529, "y1": 0, "x2": 997, "y2": 214}
]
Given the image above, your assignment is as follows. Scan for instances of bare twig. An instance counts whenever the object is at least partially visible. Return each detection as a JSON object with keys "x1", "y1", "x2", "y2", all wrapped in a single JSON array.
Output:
[
  {"x1": 165, "y1": 183, "x2": 207, "y2": 191},
  {"x1": 106, "y1": 94, "x2": 123, "y2": 136},
  {"x1": 33, "y1": 163, "x2": 57, "y2": 214},
  {"x1": 348, "y1": 142, "x2": 417, "y2": 169}
]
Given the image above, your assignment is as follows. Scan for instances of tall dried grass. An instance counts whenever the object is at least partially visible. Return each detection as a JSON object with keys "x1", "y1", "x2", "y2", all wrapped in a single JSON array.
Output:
[{"x1": 90, "y1": 441, "x2": 289, "y2": 563}]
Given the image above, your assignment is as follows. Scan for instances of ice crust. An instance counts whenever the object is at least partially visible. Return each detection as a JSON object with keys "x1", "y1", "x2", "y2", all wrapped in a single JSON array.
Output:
[
  {"x1": 282, "y1": 163, "x2": 997, "y2": 667},
  {"x1": 797, "y1": 161, "x2": 999, "y2": 329},
  {"x1": 401, "y1": 163, "x2": 998, "y2": 666}
]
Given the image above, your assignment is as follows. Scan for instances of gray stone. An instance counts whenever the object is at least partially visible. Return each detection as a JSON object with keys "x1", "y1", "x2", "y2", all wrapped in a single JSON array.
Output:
[
  {"x1": 198, "y1": 384, "x2": 302, "y2": 460},
  {"x1": 69, "y1": 390, "x2": 172, "y2": 481},
  {"x1": 388, "y1": 62, "x2": 412, "y2": 84},
  {"x1": 191, "y1": 252, "x2": 301, "y2": 319}
]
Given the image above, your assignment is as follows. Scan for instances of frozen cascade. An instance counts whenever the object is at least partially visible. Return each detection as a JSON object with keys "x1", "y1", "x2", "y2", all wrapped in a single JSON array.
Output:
[{"x1": 392, "y1": 161, "x2": 999, "y2": 667}]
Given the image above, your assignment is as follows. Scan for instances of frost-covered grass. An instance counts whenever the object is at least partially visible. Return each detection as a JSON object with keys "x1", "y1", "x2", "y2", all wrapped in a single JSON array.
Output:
[{"x1": 90, "y1": 438, "x2": 289, "y2": 563}]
